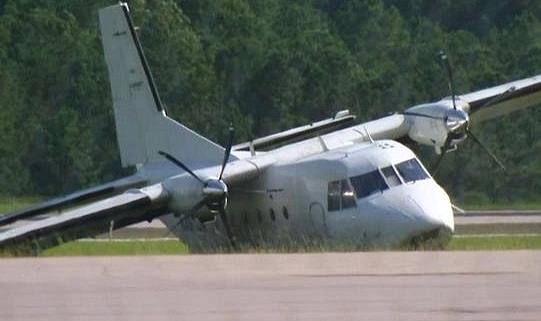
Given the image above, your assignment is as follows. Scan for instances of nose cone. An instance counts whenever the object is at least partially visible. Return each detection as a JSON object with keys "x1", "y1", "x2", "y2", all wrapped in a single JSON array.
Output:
[
  {"x1": 381, "y1": 180, "x2": 454, "y2": 242},
  {"x1": 405, "y1": 182, "x2": 454, "y2": 233},
  {"x1": 445, "y1": 108, "x2": 469, "y2": 132}
]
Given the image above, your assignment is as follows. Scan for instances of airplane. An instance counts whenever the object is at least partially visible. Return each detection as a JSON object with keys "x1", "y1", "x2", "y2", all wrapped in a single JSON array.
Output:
[{"x1": 1, "y1": 2, "x2": 541, "y2": 254}]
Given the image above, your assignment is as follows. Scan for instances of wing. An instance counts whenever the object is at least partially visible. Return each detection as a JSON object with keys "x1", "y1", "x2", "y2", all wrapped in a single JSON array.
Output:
[
  {"x1": 0, "y1": 174, "x2": 147, "y2": 228},
  {"x1": 459, "y1": 74, "x2": 541, "y2": 123},
  {"x1": 233, "y1": 110, "x2": 355, "y2": 153},
  {"x1": 0, "y1": 185, "x2": 169, "y2": 254}
]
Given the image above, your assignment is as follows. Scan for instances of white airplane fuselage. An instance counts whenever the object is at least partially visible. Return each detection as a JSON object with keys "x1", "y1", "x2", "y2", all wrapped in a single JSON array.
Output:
[{"x1": 157, "y1": 139, "x2": 454, "y2": 251}]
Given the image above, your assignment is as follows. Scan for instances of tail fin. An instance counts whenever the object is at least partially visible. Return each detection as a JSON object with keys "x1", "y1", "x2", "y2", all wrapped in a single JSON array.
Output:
[{"x1": 98, "y1": 3, "x2": 225, "y2": 168}]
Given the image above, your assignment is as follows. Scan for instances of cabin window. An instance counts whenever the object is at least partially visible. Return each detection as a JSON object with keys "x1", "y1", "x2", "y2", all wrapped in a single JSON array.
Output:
[
  {"x1": 282, "y1": 206, "x2": 289, "y2": 220},
  {"x1": 350, "y1": 170, "x2": 389, "y2": 199},
  {"x1": 327, "y1": 179, "x2": 357, "y2": 212},
  {"x1": 396, "y1": 158, "x2": 429, "y2": 183},
  {"x1": 269, "y1": 208, "x2": 276, "y2": 221},
  {"x1": 257, "y1": 210, "x2": 263, "y2": 223},
  {"x1": 381, "y1": 166, "x2": 401, "y2": 187},
  {"x1": 341, "y1": 179, "x2": 357, "y2": 209}
]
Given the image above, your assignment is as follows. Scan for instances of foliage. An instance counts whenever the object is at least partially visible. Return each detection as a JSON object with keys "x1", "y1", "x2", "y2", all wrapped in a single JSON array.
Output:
[{"x1": 0, "y1": 0, "x2": 539, "y2": 203}]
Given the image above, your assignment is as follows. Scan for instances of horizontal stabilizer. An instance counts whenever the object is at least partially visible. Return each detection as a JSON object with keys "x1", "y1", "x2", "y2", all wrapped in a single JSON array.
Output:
[
  {"x1": 0, "y1": 187, "x2": 168, "y2": 254},
  {"x1": 0, "y1": 175, "x2": 147, "y2": 227},
  {"x1": 233, "y1": 110, "x2": 355, "y2": 153}
]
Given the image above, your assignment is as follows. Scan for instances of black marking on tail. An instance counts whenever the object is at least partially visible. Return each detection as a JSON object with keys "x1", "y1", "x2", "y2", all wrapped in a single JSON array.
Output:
[{"x1": 120, "y1": 4, "x2": 167, "y2": 114}]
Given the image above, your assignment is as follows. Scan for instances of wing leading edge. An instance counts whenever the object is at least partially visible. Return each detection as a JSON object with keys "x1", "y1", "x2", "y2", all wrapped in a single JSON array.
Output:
[
  {"x1": 0, "y1": 185, "x2": 169, "y2": 254},
  {"x1": 0, "y1": 174, "x2": 147, "y2": 228},
  {"x1": 460, "y1": 74, "x2": 541, "y2": 123}
]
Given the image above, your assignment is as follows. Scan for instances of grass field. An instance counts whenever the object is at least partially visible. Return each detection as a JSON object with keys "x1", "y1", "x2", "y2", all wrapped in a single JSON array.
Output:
[
  {"x1": 12, "y1": 235, "x2": 535, "y2": 256},
  {"x1": 0, "y1": 196, "x2": 42, "y2": 214},
  {"x1": 447, "y1": 235, "x2": 541, "y2": 250},
  {"x1": 458, "y1": 200, "x2": 541, "y2": 210},
  {"x1": 42, "y1": 240, "x2": 190, "y2": 256}
]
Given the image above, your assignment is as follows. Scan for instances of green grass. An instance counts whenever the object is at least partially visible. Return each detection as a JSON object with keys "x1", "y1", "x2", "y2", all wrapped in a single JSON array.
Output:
[
  {"x1": 459, "y1": 201, "x2": 541, "y2": 210},
  {"x1": 447, "y1": 235, "x2": 541, "y2": 250},
  {"x1": 41, "y1": 240, "x2": 189, "y2": 256},
  {"x1": 2, "y1": 236, "x2": 541, "y2": 257},
  {"x1": 30, "y1": 235, "x2": 541, "y2": 256},
  {"x1": 0, "y1": 196, "x2": 42, "y2": 214}
]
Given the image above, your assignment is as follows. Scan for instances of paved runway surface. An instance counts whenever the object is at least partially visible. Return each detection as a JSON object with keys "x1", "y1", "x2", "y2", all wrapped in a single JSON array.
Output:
[{"x1": 2, "y1": 251, "x2": 541, "y2": 321}]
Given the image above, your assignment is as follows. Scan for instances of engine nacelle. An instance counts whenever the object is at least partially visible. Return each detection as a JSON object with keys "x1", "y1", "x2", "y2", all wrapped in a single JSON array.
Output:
[{"x1": 405, "y1": 99, "x2": 470, "y2": 153}]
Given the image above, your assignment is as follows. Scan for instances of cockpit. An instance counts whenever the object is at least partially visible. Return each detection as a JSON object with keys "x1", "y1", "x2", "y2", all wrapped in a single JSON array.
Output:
[{"x1": 327, "y1": 158, "x2": 430, "y2": 212}]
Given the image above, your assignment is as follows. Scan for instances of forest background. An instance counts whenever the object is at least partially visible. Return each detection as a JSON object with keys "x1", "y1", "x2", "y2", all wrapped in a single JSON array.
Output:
[{"x1": 0, "y1": 0, "x2": 540, "y2": 206}]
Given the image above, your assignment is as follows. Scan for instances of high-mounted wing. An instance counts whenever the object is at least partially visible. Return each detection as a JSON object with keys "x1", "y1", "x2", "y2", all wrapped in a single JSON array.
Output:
[
  {"x1": 233, "y1": 110, "x2": 355, "y2": 154},
  {"x1": 0, "y1": 185, "x2": 168, "y2": 254},
  {"x1": 0, "y1": 174, "x2": 146, "y2": 228},
  {"x1": 460, "y1": 75, "x2": 541, "y2": 123}
]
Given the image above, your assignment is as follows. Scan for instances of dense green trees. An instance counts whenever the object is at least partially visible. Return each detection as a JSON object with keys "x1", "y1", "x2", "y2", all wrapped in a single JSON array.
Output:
[{"x1": 0, "y1": 0, "x2": 540, "y2": 205}]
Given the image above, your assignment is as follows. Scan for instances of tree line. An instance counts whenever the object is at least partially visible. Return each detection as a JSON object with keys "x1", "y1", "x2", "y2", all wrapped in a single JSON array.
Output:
[{"x1": 0, "y1": 0, "x2": 540, "y2": 205}]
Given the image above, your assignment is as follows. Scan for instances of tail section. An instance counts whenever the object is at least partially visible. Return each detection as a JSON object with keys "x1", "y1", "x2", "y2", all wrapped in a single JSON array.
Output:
[{"x1": 98, "y1": 3, "x2": 225, "y2": 168}]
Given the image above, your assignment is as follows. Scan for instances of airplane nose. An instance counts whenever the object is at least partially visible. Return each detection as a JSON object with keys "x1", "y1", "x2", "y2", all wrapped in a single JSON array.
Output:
[
  {"x1": 380, "y1": 180, "x2": 455, "y2": 241},
  {"x1": 406, "y1": 186, "x2": 454, "y2": 233}
]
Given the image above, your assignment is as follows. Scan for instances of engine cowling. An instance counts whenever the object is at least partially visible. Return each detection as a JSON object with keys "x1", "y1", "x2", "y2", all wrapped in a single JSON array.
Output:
[{"x1": 405, "y1": 99, "x2": 470, "y2": 153}]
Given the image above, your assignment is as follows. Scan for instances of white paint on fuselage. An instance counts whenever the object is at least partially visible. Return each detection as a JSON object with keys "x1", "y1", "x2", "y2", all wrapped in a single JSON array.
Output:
[{"x1": 159, "y1": 140, "x2": 454, "y2": 250}]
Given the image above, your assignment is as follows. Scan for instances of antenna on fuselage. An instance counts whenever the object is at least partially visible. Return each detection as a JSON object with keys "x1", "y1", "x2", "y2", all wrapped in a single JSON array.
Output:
[{"x1": 364, "y1": 126, "x2": 375, "y2": 144}]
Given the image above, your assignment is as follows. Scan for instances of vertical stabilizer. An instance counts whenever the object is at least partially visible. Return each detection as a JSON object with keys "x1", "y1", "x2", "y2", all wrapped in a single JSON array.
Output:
[{"x1": 99, "y1": 3, "x2": 226, "y2": 168}]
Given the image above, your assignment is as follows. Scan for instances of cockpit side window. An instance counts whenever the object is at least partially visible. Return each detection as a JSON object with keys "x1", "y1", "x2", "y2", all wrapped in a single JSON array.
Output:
[
  {"x1": 395, "y1": 158, "x2": 429, "y2": 183},
  {"x1": 327, "y1": 179, "x2": 357, "y2": 212},
  {"x1": 381, "y1": 166, "x2": 401, "y2": 187},
  {"x1": 350, "y1": 170, "x2": 389, "y2": 199}
]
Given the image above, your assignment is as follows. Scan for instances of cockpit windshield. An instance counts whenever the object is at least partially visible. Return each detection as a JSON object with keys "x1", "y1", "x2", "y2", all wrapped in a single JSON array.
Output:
[
  {"x1": 350, "y1": 170, "x2": 388, "y2": 199},
  {"x1": 395, "y1": 158, "x2": 429, "y2": 183},
  {"x1": 327, "y1": 157, "x2": 429, "y2": 211}
]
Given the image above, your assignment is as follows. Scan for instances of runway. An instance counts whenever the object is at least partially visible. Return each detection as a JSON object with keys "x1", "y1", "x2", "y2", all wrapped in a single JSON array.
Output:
[{"x1": 2, "y1": 251, "x2": 541, "y2": 321}]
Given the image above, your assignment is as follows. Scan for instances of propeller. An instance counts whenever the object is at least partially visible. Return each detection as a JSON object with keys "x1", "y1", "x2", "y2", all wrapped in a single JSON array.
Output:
[
  {"x1": 439, "y1": 51, "x2": 457, "y2": 110},
  {"x1": 158, "y1": 126, "x2": 237, "y2": 249},
  {"x1": 430, "y1": 51, "x2": 505, "y2": 175}
]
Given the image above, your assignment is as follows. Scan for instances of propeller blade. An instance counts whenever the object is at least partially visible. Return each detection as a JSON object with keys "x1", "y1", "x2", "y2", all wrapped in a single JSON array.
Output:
[
  {"x1": 439, "y1": 51, "x2": 457, "y2": 110},
  {"x1": 164, "y1": 198, "x2": 208, "y2": 237},
  {"x1": 219, "y1": 126, "x2": 234, "y2": 180},
  {"x1": 158, "y1": 151, "x2": 205, "y2": 185},
  {"x1": 189, "y1": 198, "x2": 209, "y2": 217},
  {"x1": 466, "y1": 129, "x2": 506, "y2": 171},
  {"x1": 431, "y1": 134, "x2": 453, "y2": 176},
  {"x1": 219, "y1": 208, "x2": 237, "y2": 250}
]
